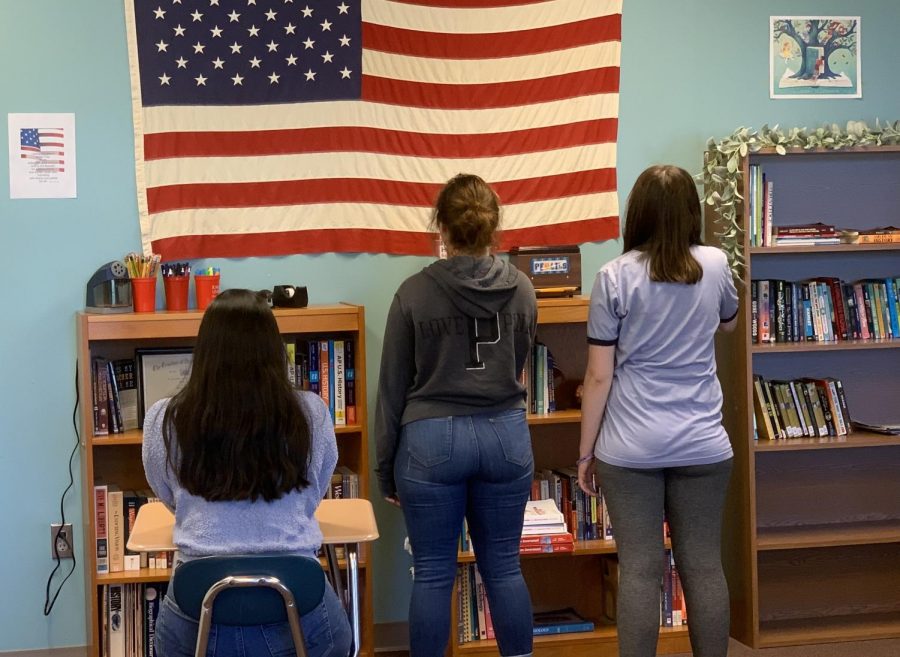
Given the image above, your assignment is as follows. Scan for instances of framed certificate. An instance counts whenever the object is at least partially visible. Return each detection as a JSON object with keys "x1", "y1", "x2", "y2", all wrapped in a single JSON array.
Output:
[{"x1": 136, "y1": 348, "x2": 193, "y2": 426}]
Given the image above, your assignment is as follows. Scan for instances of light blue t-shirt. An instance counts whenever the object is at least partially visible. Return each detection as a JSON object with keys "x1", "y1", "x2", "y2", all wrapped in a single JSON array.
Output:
[
  {"x1": 142, "y1": 391, "x2": 337, "y2": 559},
  {"x1": 587, "y1": 245, "x2": 739, "y2": 468}
]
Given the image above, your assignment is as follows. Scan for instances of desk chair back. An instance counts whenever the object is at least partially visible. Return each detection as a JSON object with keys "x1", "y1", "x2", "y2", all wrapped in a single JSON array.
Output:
[{"x1": 173, "y1": 555, "x2": 326, "y2": 657}]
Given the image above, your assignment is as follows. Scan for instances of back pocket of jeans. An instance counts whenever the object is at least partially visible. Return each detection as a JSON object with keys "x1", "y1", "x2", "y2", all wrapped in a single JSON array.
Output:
[
  {"x1": 403, "y1": 417, "x2": 453, "y2": 467},
  {"x1": 488, "y1": 410, "x2": 532, "y2": 467}
]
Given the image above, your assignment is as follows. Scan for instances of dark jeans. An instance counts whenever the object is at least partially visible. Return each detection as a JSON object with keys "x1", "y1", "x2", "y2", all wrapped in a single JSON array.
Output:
[
  {"x1": 155, "y1": 582, "x2": 351, "y2": 657},
  {"x1": 596, "y1": 458, "x2": 733, "y2": 657},
  {"x1": 396, "y1": 409, "x2": 534, "y2": 657}
]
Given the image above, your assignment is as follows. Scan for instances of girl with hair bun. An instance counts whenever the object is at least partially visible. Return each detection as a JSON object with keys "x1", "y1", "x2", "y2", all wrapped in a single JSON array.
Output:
[{"x1": 376, "y1": 174, "x2": 538, "y2": 657}]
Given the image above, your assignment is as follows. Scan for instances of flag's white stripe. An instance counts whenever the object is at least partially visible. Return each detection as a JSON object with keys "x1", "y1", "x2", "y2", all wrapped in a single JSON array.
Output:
[
  {"x1": 364, "y1": 42, "x2": 620, "y2": 85},
  {"x1": 145, "y1": 143, "x2": 617, "y2": 188},
  {"x1": 363, "y1": 0, "x2": 621, "y2": 34},
  {"x1": 141, "y1": 93, "x2": 618, "y2": 135},
  {"x1": 149, "y1": 192, "x2": 619, "y2": 240}
]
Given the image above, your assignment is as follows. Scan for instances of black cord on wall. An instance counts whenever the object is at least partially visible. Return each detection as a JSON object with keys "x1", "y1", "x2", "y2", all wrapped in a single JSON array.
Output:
[{"x1": 44, "y1": 363, "x2": 80, "y2": 615}]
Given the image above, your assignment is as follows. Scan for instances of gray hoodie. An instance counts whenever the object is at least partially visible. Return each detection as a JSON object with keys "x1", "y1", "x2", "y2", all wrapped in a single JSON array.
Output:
[{"x1": 374, "y1": 255, "x2": 537, "y2": 497}]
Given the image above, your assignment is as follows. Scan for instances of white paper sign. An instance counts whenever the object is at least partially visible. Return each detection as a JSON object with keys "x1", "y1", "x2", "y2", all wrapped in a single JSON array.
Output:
[{"x1": 7, "y1": 112, "x2": 77, "y2": 198}]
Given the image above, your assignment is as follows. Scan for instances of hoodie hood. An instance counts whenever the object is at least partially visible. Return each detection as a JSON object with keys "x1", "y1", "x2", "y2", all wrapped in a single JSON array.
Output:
[{"x1": 423, "y1": 255, "x2": 521, "y2": 318}]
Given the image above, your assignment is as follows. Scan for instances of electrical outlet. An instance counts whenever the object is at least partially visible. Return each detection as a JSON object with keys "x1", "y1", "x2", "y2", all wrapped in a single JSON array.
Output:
[{"x1": 50, "y1": 523, "x2": 74, "y2": 559}]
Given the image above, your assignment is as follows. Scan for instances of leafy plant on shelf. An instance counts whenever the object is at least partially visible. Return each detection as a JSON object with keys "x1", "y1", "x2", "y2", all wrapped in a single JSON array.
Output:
[{"x1": 698, "y1": 120, "x2": 900, "y2": 277}]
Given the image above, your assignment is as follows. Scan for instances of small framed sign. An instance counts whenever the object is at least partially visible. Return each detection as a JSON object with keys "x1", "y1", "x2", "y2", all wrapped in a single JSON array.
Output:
[{"x1": 136, "y1": 348, "x2": 193, "y2": 426}]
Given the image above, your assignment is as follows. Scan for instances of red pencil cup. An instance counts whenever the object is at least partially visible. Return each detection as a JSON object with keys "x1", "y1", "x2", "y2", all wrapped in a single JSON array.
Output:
[
  {"x1": 131, "y1": 277, "x2": 157, "y2": 313},
  {"x1": 194, "y1": 274, "x2": 220, "y2": 311},
  {"x1": 163, "y1": 275, "x2": 190, "y2": 311}
]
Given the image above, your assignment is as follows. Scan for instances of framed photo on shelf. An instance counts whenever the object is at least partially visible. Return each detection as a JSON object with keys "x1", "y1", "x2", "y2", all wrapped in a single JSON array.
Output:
[
  {"x1": 770, "y1": 16, "x2": 861, "y2": 99},
  {"x1": 136, "y1": 348, "x2": 193, "y2": 426}
]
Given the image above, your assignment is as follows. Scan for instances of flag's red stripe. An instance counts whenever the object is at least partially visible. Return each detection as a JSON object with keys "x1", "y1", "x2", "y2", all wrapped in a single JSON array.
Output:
[
  {"x1": 20, "y1": 146, "x2": 40, "y2": 152},
  {"x1": 147, "y1": 169, "x2": 616, "y2": 214},
  {"x1": 362, "y1": 68, "x2": 619, "y2": 109},
  {"x1": 39, "y1": 131, "x2": 65, "y2": 137},
  {"x1": 389, "y1": 1, "x2": 549, "y2": 7},
  {"x1": 363, "y1": 14, "x2": 621, "y2": 59},
  {"x1": 498, "y1": 216, "x2": 619, "y2": 252},
  {"x1": 150, "y1": 216, "x2": 619, "y2": 259},
  {"x1": 143, "y1": 119, "x2": 618, "y2": 160},
  {"x1": 39, "y1": 141, "x2": 64, "y2": 147}
]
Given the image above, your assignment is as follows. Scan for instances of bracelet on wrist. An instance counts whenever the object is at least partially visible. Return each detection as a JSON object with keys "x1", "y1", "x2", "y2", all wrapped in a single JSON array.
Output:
[{"x1": 576, "y1": 454, "x2": 595, "y2": 466}]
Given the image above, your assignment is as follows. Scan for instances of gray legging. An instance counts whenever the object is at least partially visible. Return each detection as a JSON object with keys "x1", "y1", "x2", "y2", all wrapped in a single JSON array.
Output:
[{"x1": 595, "y1": 458, "x2": 733, "y2": 657}]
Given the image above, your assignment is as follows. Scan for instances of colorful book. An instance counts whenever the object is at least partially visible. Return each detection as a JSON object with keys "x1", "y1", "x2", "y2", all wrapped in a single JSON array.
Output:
[{"x1": 532, "y1": 608, "x2": 595, "y2": 635}]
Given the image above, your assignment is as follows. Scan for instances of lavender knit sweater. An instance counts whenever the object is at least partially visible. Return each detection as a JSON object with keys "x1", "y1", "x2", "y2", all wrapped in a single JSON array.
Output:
[{"x1": 142, "y1": 391, "x2": 337, "y2": 559}]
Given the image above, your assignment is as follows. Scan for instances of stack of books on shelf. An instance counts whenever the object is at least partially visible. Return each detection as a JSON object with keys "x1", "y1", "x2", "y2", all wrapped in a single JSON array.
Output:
[
  {"x1": 602, "y1": 551, "x2": 687, "y2": 629},
  {"x1": 287, "y1": 338, "x2": 357, "y2": 426},
  {"x1": 751, "y1": 277, "x2": 900, "y2": 343},
  {"x1": 843, "y1": 226, "x2": 900, "y2": 244},
  {"x1": 532, "y1": 608, "x2": 595, "y2": 636},
  {"x1": 521, "y1": 499, "x2": 574, "y2": 554},
  {"x1": 752, "y1": 375, "x2": 852, "y2": 441},
  {"x1": 773, "y1": 222, "x2": 841, "y2": 246},
  {"x1": 91, "y1": 357, "x2": 139, "y2": 436},
  {"x1": 100, "y1": 582, "x2": 166, "y2": 657}
]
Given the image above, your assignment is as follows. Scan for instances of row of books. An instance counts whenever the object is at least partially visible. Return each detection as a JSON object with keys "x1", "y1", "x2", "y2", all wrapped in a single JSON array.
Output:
[
  {"x1": 456, "y1": 563, "x2": 596, "y2": 644},
  {"x1": 286, "y1": 338, "x2": 357, "y2": 426},
  {"x1": 94, "y1": 486, "x2": 172, "y2": 575},
  {"x1": 751, "y1": 277, "x2": 900, "y2": 343},
  {"x1": 772, "y1": 221, "x2": 841, "y2": 246},
  {"x1": 523, "y1": 342, "x2": 559, "y2": 415},
  {"x1": 91, "y1": 357, "x2": 139, "y2": 436},
  {"x1": 752, "y1": 375, "x2": 852, "y2": 441},
  {"x1": 747, "y1": 165, "x2": 776, "y2": 247},
  {"x1": 601, "y1": 552, "x2": 687, "y2": 629},
  {"x1": 100, "y1": 582, "x2": 166, "y2": 657},
  {"x1": 531, "y1": 469, "x2": 613, "y2": 542}
]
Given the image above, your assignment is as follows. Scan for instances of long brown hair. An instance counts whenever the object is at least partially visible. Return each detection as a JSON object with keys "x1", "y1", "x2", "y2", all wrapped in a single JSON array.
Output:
[
  {"x1": 623, "y1": 165, "x2": 703, "y2": 284},
  {"x1": 431, "y1": 173, "x2": 500, "y2": 254},
  {"x1": 162, "y1": 289, "x2": 311, "y2": 502}
]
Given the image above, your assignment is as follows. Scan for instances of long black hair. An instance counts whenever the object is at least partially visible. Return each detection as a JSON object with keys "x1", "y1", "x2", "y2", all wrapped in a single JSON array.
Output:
[{"x1": 162, "y1": 288, "x2": 311, "y2": 502}]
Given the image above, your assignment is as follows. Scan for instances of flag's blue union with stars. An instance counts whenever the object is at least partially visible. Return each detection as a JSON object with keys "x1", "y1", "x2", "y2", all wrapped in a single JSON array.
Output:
[{"x1": 135, "y1": 0, "x2": 362, "y2": 106}]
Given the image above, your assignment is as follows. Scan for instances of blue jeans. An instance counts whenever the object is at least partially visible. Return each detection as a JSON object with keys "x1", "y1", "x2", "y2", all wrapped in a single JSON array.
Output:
[
  {"x1": 154, "y1": 583, "x2": 351, "y2": 657},
  {"x1": 396, "y1": 409, "x2": 534, "y2": 657}
]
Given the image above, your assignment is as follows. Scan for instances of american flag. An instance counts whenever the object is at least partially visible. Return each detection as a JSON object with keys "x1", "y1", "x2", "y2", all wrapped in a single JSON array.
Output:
[
  {"x1": 20, "y1": 128, "x2": 66, "y2": 172},
  {"x1": 124, "y1": 0, "x2": 621, "y2": 258}
]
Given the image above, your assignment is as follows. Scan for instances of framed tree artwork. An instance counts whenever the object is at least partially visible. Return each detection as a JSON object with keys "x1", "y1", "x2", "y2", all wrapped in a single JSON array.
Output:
[{"x1": 770, "y1": 16, "x2": 861, "y2": 99}]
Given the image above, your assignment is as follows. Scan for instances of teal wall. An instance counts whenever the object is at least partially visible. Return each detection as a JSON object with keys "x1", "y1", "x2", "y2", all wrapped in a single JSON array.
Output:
[{"x1": 1, "y1": 0, "x2": 898, "y2": 650}]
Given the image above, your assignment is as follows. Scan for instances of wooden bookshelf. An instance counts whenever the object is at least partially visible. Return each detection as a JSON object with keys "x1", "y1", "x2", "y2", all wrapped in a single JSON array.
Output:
[
  {"x1": 449, "y1": 297, "x2": 692, "y2": 657},
  {"x1": 76, "y1": 304, "x2": 374, "y2": 657},
  {"x1": 706, "y1": 146, "x2": 900, "y2": 649}
]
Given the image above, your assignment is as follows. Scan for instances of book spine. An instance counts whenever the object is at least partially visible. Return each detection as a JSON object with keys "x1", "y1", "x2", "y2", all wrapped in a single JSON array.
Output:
[
  {"x1": 94, "y1": 485, "x2": 109, "y2": 574},
  {"x1": 854, "y1": 284, "x2": 870, "y2": 339},
  {"x1": 333, "y1": 339, "x2": 346, "y2": 426},
  {"x1": 832, "y1": 379, "x2": 852, "y2": 432},
  {"x1": 759, "y1": 281, "x2": 771, "y2": 343},
  {"x1": 307, "y1": 340, "x2": 320, "y2": 395},
  {"x1": 750, "y1": 281, "x2": 759, "y2": 342},
  {"x1": 533, "y1": 622, "x2": 595, "y2": 635},
  {"x1": 319, "y1": 341, "x2": 331, "y2": 416},
  {"x1": 107, "y1": 583, "x2": 125, "y2": 657},
  {"x1": 474, "y1": 565, "x2": 486, "y2": 640},
  {"x1": 93, "y1": 358, "x2": 110, "y2": 436},
  {"x1": 285, "y1": 340, "x2": 296, "y2": 387},
  {"x1": 774, "y1": 280, "x2": 786, "y2": 343},
  {"x1": 344, "y1": 340, "x2": 356, "y2": 425}
]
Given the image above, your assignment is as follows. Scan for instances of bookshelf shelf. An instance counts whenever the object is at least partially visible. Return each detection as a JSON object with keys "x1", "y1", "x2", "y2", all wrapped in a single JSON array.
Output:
[
  {"x1": 77, "y1": 305, "x2": 374, "y2": 657},
  {"x1": 751, "y1": 338, "x2": 900, "y2": 353},
  {"x1": 96, "y1": 568, "x2": 172, "y2": 584},
  {"x1": 456, "y1": 625, "x2": 690, "y2": 655},
  {"x1": 709, "y1": 146, "x2": 900, "y2": 649},
  {"x1": 527, "y1": 408, "x2": 581, "y2": 425},
  {"x1": 756, "y1": 520, "x2": 900, "y2": 551},
  {"x1": 750, "y1": 243, "x2": 900, "y2": 255},
  {"x1": 753, "y1": 431, "x2": 900, "y2": 451},
  {"x1": 758, "y1": 612, "x2": 900, "y2": 648}
]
